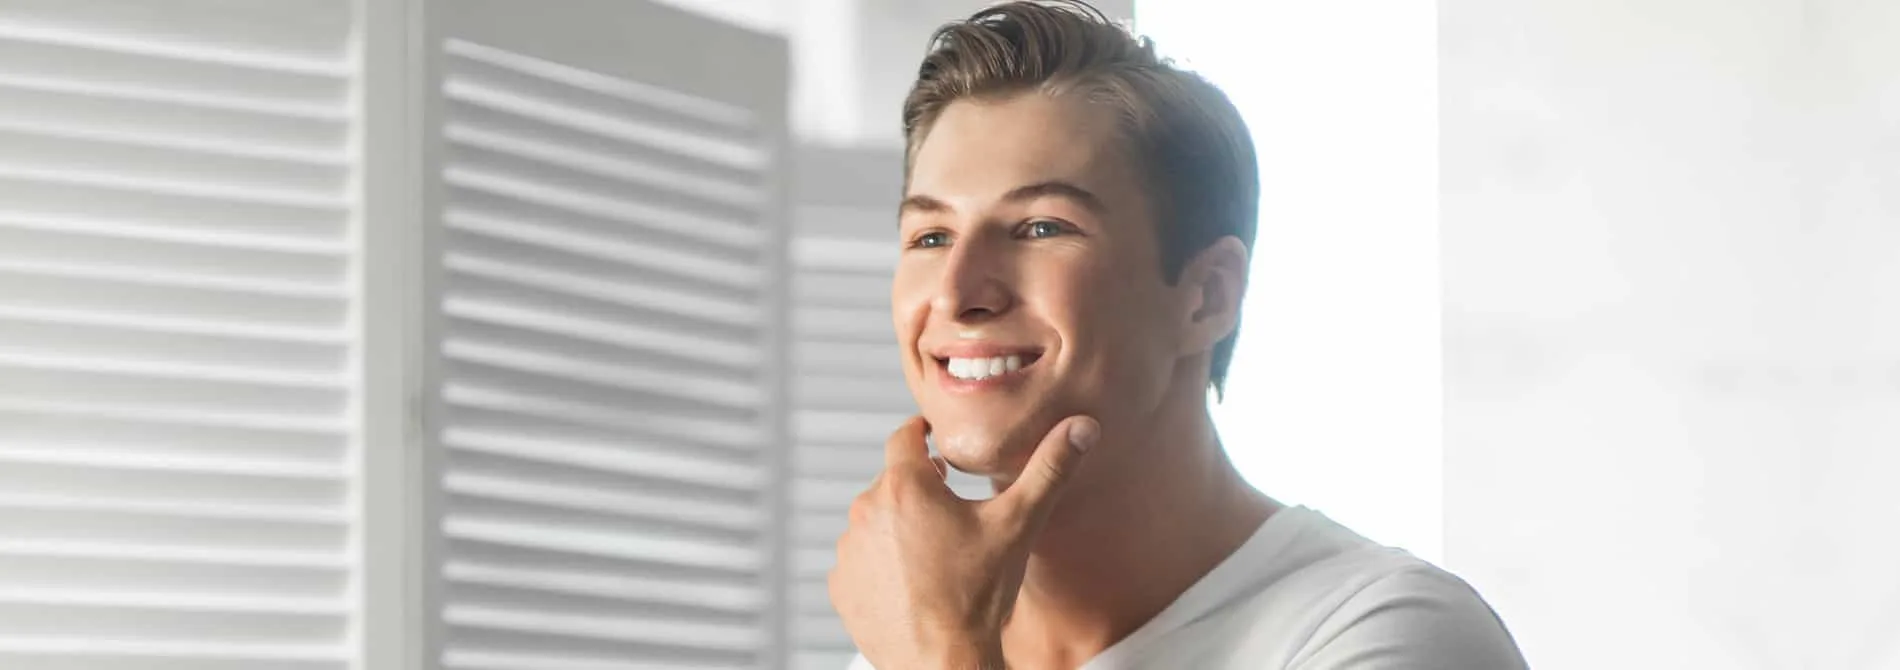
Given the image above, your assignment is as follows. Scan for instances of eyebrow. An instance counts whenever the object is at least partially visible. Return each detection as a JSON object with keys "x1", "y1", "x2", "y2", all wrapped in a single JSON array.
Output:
[{"x1": 899, "y1": 180, "x2": 1109, "y2": 221}]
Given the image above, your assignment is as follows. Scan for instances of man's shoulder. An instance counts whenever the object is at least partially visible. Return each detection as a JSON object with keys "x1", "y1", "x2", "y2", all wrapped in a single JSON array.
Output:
[{"x1": 1226, "y1": 549, "x2": 1528, "y2": 668}]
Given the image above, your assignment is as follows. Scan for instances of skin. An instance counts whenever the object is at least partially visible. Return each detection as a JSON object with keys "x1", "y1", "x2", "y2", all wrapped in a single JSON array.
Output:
[{"x1": 829, "y1": 90, "x2": 1278, "y2": 669}]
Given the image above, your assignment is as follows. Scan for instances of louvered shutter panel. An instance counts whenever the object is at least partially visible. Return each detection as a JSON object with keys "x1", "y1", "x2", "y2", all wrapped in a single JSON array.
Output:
[
  {"x1": 0, "y1": 1, "x2": 361, "y2": 669},
  {"x1": 423, "y1": 2, "x2": 792, "y2": 668},
  {"x1": 784, "y1": 147, "x2": 991, "y2": 670}
]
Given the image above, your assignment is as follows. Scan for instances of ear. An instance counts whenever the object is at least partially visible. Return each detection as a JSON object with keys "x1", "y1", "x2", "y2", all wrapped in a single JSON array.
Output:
[{"x1": 1174, "y1": 236, "x2": 1249, "y2": 357}]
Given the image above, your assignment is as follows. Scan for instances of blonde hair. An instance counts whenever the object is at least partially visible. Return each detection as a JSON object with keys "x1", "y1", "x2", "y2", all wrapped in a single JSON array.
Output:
[{"x1": 901, "y1": 0, "x2": 1259, "y2": 396}]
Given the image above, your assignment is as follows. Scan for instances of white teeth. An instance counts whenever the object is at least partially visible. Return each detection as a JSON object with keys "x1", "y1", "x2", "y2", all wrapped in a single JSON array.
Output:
[{"x1": 946, "y1": 355, "x2": 1029, "y2": 380}]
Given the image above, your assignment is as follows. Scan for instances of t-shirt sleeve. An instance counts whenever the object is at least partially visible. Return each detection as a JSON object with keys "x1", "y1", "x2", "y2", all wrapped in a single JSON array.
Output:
[
  {"x1": 1289, "y1": 566, "x2": 1529, "y2": 670},
  {"x1": 845, "y1": 653, "x2": 874, "y2": 670}
]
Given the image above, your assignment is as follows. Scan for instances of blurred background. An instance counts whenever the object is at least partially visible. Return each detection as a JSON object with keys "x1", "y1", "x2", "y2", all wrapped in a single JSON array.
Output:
[{"x1": 0, "y1": 0, "x2": 1892, "y2": 669}]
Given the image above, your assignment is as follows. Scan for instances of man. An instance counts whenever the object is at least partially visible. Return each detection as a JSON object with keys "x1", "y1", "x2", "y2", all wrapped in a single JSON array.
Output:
[{"x1": 829, "y1": 2, "x2": 1528, "y2": 668}]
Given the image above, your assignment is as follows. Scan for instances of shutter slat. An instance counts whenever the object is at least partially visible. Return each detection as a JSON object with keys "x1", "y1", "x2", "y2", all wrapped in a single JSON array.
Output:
[
  {"x1": 793, "y1": 272, "x2": 894, "y2": 309},
  {"x1": 444, "y1": 38, "x2": 752, "y2": 129},
  {"x1": 0, "y1": 260, "x2": 344, "y2": 301},
  {"x1": 0, "y1": 361, "x2": 344, "y2": 415},
  {"x1": 790, "y1": 582, "x2": 833, "y2": 616},
  {"x1": 0, "y1": 591, "x2": 346, "y2": 617},
  {"x1": 0, "y1": 647, "x2": 341, "y2": 670},
  {"x1": 443, "y1": 77, "x2": 762, "y2": 172},
  {"x1": 448, "y1": 209, "x2": 759, "y2": 290},
  {"x1": 445, "y1": 605, "x2": 759, "y2": 653},
  {"x1": 0, "y1": 315, "x2": 345, "y2": 373},
  {"x1": 446, "y1": 123, "x2": 762, "y2": 212},
  {"x1": 0, "y1": 85, "x2": 346, "y2": 158},
  {"x1": 0, "y1": 640, "x2": 346, "y2": 666},
  {"x1": 443, "y1": 427, "x2": 762, "y2": 492},
  {"x1": 0, "y1": 552, "x2": 343, "y2": 598},
  {"x1": 792, "y1": 444, "x2": 882, "y2": 480},
  {"x1": 795, "y1": 343, "x2": 903, "y2": 376},
  {"x1": 0, "y1": 506, "x2": 346, "y2": 552},
  {"x1": 793, "y1": 410, "x2": 913, "y2": 444},
  {"x1": 0, "y1": 164, "x2": 344, "y2": 211},
  {"x1": 0, "y1": 305, "x2": 345, "y2": 345},
  {"x1": 791, "y1": 478, "x2": 865, "y2": 513},
  {"x1": 446, "y1": 298, "x2": 758, "y2": 370},
  {"x1": 793, "y1": 375, "x2": 920, "y2": 412},
  {"x1": 0, "y1": 176, "x2": 342, "y2": 240},
  {"x1": 443, "y1": 519, "x2": 760, "y2": 573},
  {"x1": 0, "y1": 601, "x2": 341, "y2": 644},
  {"x1": 0, "y1": 215, "x2": 346, "y2": 256},
  {"x1": 0, "y1": 74, "x2": 345, "y2": 120},
  {"x1": 445, "y1": 472, "x2": 762, "y2": 532},
  {"x1": 0, "y1": 540, "x2": 347, "y2": 571},
  {"x1": 0, "y1": 268, "x2": 341, "y2": 328},
  {"x1": 444, "y1": 385, "x2": 761, "y2": 450},
  {"x1": 793, "y1": 307, "x2": 894, "y2": 342},
  {"x1": 0, "y1": 495, "x2": 344, "y2": 526},
  {"x1": 0, "y1": 219, "x2": 345, "y2": 282},
  {"x1": 0, "y1": 128, "x2": 343, "y2": 198},
  {"x1": 446, "y1": 648, "x2": 751, "y2": 670},
  {"x1": 446, "y1": 253, "x2": 758, "y2": 328},
  {"x1": 0, "y1": 398, "x2": 346, "y2": 434},
  {"x1": 446, "y1": 562, "x2": 761, "y2": 614},
  {"x1": 0, "y1": 24, "x2": 347, "y2": 100},
  {"x1": 0, "y1": 456, "x2": 342, "y2": 504},
  {"x1": 791, "y1": 235, "x2": 895, "y2": 272},
  {"x1": 445, "y1": 166, "x2": 759, "y2": 251},
  {"x1": 0, "y1": 4, "x2": 351, "y2": 75},
  {"x1": 0, "y1": 352, "x2": 345, "y2": 390},
  {"x1": 444, "y1": 338, "x2": 760, "y2": 409}
]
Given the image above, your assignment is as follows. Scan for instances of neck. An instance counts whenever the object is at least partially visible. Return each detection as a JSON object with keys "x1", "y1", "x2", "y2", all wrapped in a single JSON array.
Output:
[{"x1": 1000, "y1": 377, "x2": 1278, "y2": 666}]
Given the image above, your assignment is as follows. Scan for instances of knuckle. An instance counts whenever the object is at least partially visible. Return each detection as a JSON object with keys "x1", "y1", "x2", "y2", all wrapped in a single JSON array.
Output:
[{"x1": 1033, "y1": 460, "x2": 1067, "y2": 490}]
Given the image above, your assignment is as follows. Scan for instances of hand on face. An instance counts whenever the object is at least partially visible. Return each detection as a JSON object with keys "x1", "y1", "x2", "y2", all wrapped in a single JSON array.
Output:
[{"x1": 828, "y1": 414, "x2": 1101, "y2": 669}]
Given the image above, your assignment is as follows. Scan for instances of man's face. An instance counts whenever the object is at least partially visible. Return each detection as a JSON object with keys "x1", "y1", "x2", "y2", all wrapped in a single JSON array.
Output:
[{"x1": 894, "y1": 92, "x2": 1182, "y2": 480}]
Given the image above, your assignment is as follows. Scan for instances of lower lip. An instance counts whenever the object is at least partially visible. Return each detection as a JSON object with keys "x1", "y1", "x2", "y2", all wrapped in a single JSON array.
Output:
[{"x1": 935, "y1": 360, "x2": 1038, "y2": 393}]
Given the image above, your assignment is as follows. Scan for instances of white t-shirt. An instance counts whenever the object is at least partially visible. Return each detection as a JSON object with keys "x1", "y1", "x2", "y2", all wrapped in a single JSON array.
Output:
[{"x1": 848, "y1": 505, "x2": 1527, "y2": 669}]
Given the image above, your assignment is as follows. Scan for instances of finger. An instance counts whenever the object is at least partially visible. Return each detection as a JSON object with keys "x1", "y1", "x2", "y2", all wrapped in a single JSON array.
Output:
[
  {"x1": 995, "y1": 415, "x2": 1099, "y2": 524},
  {"x1": 930, "y1": 455, "x2": 949, "y2": 481},
  {"x1": 882, "y1": 415, "x2": 936, "y2": 477}
]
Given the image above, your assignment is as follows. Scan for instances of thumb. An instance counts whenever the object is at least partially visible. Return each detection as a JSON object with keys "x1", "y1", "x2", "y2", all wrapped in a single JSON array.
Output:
[{"x1": 997, "y1": 415, "x2": 1099, "y2": 525}]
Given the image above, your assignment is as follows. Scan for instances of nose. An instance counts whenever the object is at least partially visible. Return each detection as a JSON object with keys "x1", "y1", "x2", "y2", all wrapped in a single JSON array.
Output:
[{"x1": 931, "y1": 237, "x2": 1013, "y2": 323}]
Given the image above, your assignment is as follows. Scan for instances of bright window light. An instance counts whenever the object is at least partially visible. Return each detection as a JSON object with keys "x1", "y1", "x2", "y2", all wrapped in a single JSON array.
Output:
[{"x1": 1137, "y1": 0, "x2": 1442, "y2": 563}]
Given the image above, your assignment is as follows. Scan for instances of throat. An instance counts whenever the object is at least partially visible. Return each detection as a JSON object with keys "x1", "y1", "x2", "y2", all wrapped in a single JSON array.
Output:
[{"x1": 1005, "y1": 437, "x2": 1277, "y2": 665}]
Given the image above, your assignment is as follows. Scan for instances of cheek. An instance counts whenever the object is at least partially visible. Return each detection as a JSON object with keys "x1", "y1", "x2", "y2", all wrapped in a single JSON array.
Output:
[
  {"x1": 890, "y1": 266, "x2": 929, "y2": 330},
  {"x1": 1058, "y1": 261, "x2": 1173, "y2": 384},
  {"x1": 889, "y1": 267, "x2": 934, "y2": 380}
]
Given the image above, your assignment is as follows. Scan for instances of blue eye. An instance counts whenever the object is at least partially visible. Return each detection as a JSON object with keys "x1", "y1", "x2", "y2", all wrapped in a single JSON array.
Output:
[
  {"x1": 1026, "y1": 220, "x2": 1064, "y2": 238},
  {"x1": 913, "y1": 232, "x2": 950, "y2": 249}
]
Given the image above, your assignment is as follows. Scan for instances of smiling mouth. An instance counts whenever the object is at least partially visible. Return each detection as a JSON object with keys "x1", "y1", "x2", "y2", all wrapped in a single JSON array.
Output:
[{"x1": 935, "y1": 351, "x2": 1044, "y2": 381}]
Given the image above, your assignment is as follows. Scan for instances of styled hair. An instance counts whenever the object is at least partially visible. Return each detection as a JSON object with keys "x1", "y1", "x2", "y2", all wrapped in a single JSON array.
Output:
[{"x1": 900, "y1": 0, "x2": 1260, "y2": 397}]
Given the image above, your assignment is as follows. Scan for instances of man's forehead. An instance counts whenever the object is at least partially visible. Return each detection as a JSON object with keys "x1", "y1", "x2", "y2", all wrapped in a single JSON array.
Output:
[{"x1": 906, "y1": 94, "x2": 1135, "y2": 204}]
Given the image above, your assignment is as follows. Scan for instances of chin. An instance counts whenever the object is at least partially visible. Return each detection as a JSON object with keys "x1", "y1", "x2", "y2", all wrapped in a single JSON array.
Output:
[{"x1": 926, "y1": 415, "x2": 1047, "y2": 479}]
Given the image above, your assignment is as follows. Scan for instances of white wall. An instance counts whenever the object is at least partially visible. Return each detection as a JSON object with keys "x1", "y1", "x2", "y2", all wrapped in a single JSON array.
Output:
[{"x1": 1443, "y1": 0, "x2": 1900, "y2": 667}]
